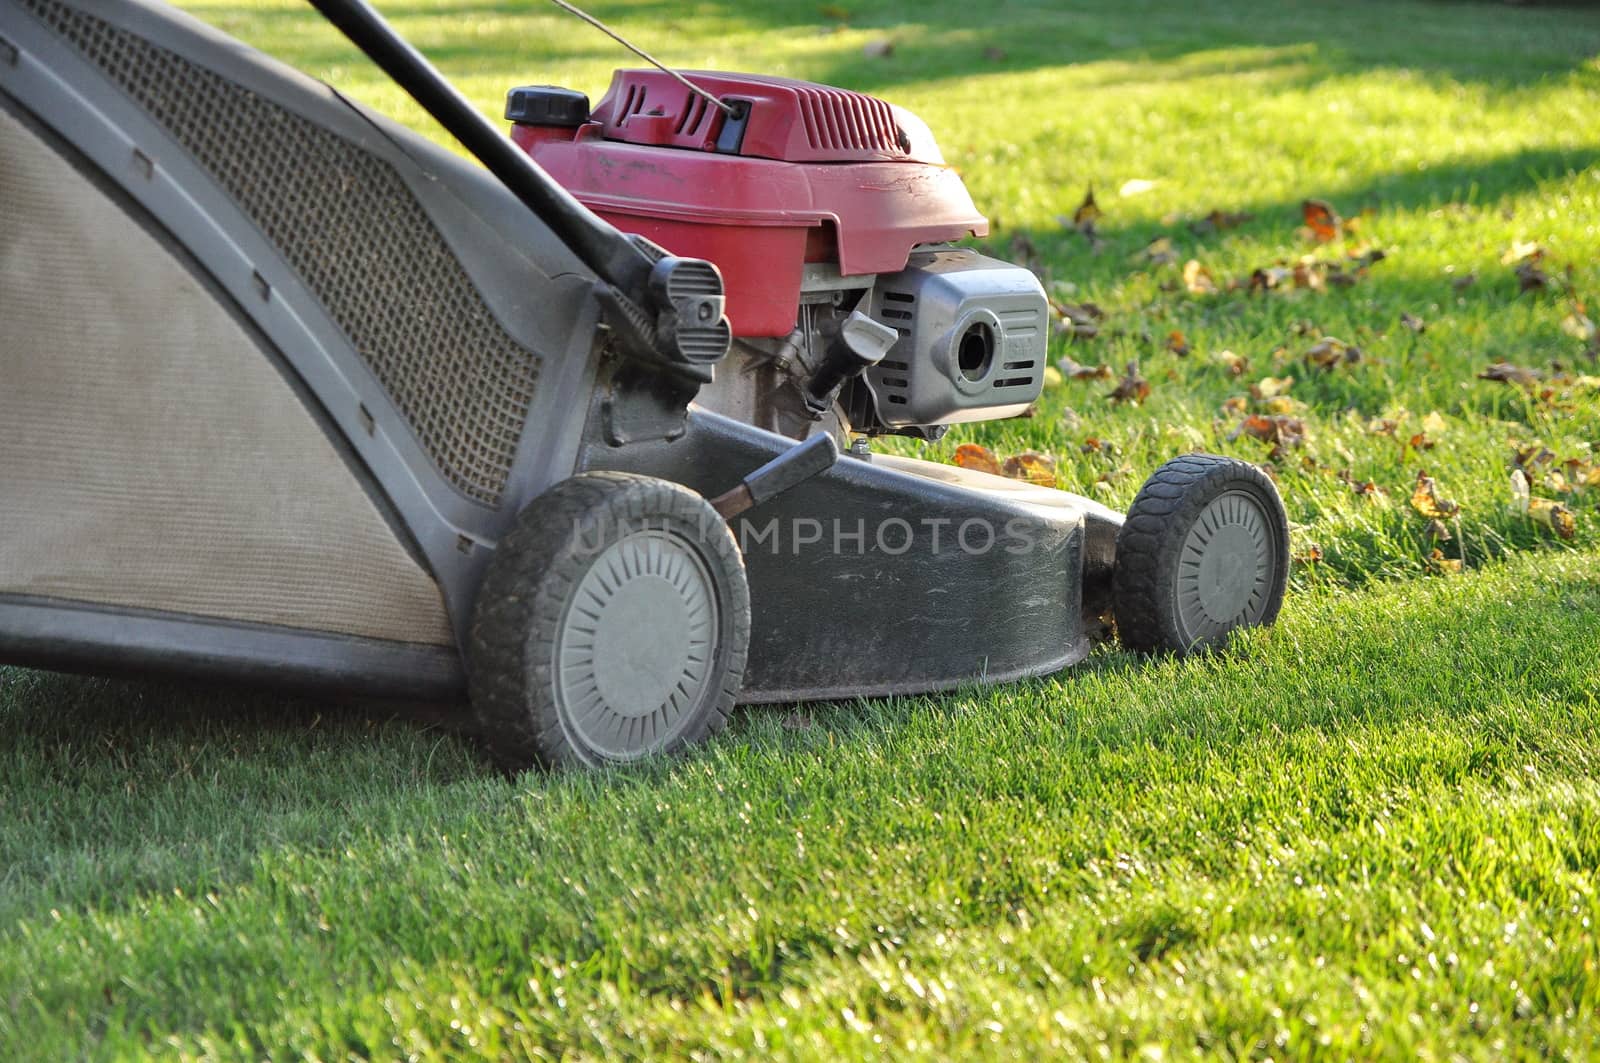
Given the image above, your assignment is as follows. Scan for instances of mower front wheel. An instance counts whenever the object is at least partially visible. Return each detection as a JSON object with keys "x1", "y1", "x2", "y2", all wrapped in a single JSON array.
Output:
[
  {"x1": 468, "y1": 472, "x2": 751, "y2": 771},
  {"x1": 1112, "y1": 454, "x2": 1288, "y2": 655}
]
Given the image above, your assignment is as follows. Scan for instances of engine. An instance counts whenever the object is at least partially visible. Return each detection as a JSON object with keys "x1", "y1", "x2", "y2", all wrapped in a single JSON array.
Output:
[{"x1": 507, "y1": 70, "x2": 1047, "y2": 442}]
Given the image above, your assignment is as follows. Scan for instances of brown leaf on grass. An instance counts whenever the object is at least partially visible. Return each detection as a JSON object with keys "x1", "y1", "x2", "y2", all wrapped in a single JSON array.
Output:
[
  {"x1": 1516, "y1": 259, "x2": 1554, "y2": 294},
  {"x1": 1348, "y1": 245, "x2": 1388, "y2": 271},
  {"x1": 1165, "y1": 330, "x2": 1192, "y2": 357},
  {"x1": 781, "y1": 711, "x2": 815, "y2": 730},
  {"x1": 1410, "y1": 469, "x2": 1461, "y2": 520},
  {"x1": 1292, "y1": 258, "x2": 1326, "y2": 292},
  {"x1": 1301, "y1": 199, "x2": 1342, "y2": 243},
  {"x1": 1407, "y1": 432, "x2": 1437, "y2": 452},
  {"x1": 1294, "y1": 543, "x2": 1324, "y2": 565},
  {"x1": 1401, "y1": 312, "x2": 1427, "y2": 333},
  {"x1": 1002, "y1": 452, "x2": 1058, "y2": 487},
  {"x1": 1071, "y1": 185, "x2": 1100, "y2": 233},
  {"x1": 952, "y1": 442, "x2": 1001, "y2": 475},
  {"x1": 1529, "y1": 497, "x2": 1577, "y2": 540},
  {"x1": 862, "y1": 38, "x2": 894, "y2": 57},
  {"x1": 1051, "y1": 298, "x2": 1105, "y2": 325},
  {"x1": 1108, "y1": 361, "x2": 1150, "y2": 404},
  {"x1": 1425, "y1": 548, "x2": 1463, "y2": 575},
  {"x1": 1424, "y1": 518, "x2": 1453, "y2": 542},
  {"x1": 1479, "y1": 361, "x2": 1543, "y2": 387},
  {"x1": 1189, "y1": 209, "x2": 1253, "y2": 236},
  {"x1": 1230, "y1": 414, "x2": 1306, "y2": 455},
  {"x1": 1341, "y1": 469, "x2": 1386, "y2": 498},
  {"x1": 1304, "y1": 336, "x2": 1362, "y2": 370},
  {"x1": 1057, "y1": 355, "x2": 1114, "y2": 381},
  {"x1": 1513, "y1": 444, "x2": 1557, "y2": 472},
  {"x1": 1366, "y1": 417, "x2": 1399, "y2": 437},
  {"x1": 1080, "y1": 436, "x2": 1110, "y2": 454},
  {"x1": 1250, "y1": 375, "x2": 1295, "y2": 400},
  {"x1": 1214, "y1": 350, "x2": 1250, "y2": 376},
  {"x1": 1052, "y1": 299, "x2": 1104, "y2": 340},
  {"x1": 1182, "y1": 259, "x2": 1218, "y2": 295},
  {"x1": 1248, "y1": 266, "x2": 1292, "y2": 293},
  {"x1": 1138, "y1": 236, "x2": 1179, "y2": 267}
]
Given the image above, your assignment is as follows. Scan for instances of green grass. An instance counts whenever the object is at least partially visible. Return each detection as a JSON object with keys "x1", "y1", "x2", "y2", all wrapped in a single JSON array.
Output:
[{"x1": 4, "y1": 0, "x2": 1600, "y2": 1057}]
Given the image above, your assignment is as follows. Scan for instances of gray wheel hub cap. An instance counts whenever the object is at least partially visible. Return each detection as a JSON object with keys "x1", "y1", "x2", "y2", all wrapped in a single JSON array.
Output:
[
  {"x1": 556, "y1": 529, "x2": 718, "y2": 759},
  {"x1": 1175, "y1": 490, "x2": 1274, "y2": 644}
]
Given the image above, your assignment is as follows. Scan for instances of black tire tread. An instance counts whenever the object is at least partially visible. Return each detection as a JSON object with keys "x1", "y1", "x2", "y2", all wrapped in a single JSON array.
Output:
[
  {"x1": 1112, "y1": 454, "x2": 1288, "y2": 655},
  {"x1": 467, "y1": 472, "x2": 750, "y2": 771}
]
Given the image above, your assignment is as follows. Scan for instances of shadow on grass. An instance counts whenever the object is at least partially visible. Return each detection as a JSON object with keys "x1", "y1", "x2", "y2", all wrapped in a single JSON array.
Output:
[{"x1": 190, "y1": 0, "x2": 1600, "y2": 97}]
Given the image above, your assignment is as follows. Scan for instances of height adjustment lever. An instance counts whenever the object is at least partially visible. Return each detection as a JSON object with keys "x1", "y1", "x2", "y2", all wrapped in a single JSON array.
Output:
[{"x1": 710, "y1": 433, "x2": 840, "y2": 519}]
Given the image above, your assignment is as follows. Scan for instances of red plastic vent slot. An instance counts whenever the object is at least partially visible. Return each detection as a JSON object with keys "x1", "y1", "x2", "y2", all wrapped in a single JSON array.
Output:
[{"x1": 794, "y1": 87, "x2": 899, "y2": 155}]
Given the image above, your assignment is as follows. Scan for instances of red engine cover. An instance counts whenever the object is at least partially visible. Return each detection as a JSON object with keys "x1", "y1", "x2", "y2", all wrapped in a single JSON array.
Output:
[{"x1": 511, "y1": 69, "x2": 988, "y2": 337}]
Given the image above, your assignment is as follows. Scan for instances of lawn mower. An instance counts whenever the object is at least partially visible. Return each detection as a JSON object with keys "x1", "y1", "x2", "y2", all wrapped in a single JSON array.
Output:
[{"x1": 0, "y1": 0, "x2": 1289, "y2": 769}]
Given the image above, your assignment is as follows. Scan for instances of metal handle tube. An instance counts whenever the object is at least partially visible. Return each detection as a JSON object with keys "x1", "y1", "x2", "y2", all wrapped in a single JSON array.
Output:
[{"x1": 307, "y1": 0, "x2": 651, "y2": 295}]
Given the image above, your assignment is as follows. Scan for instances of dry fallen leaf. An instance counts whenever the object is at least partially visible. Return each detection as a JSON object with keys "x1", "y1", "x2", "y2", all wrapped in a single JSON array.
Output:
[
  {"x1": 1529, "y1": 497, "x2": 1577, "y2": 540},
  {"x1": 1478, "y1": 362, "x2": 1543, "y2": 387},
  {"x1": 1424, "y1": 519, "x2": 1453, "y2": 543},
  {"x1": 1189, "y1": 209, "x2": 1253, "y2": 236},
  {"x1": 1302, "y1": 199, "x2": 1342, "y2": 243},
  {"x1": 952, "y1": 442, "x2": 1001, "y2": 475},
  {"x1": 1108, "y1": 361, "x2": 1151, "y2": 404},
  {"x1": 1343, "y1": 470, "x2": 1385, "y2": 499},
  {"x1": 1248, "y1": 265, "x2": 1292, "y2": 293},
  {"x1": 1425, "y1": 548, "x2": 1463, "y2": 575},
  {"x1": 862, "y1": 38, "x2": 894, "y2": 57},
  {"x1": 1230, "y1": 414, "x2": 1306, "y2": 459},
  {"x1": 1305, "y1": 336, "x2": 1360, "y2": 370},
  {"x1": 1183, "y1": 259, "x2": 1218, "y2": 295},
  {"x1": 1251, "y1": 375, "x2": 1296, "y2": 400},
  {"x1": 1139, "y1": 236, "x2": 1178, "y2": 267},
  {"x1": 1516, "y1": 259, "x2": 1553, "y2": 294},
  {"x1": 1294, "y1": 543, "x2": 1324, "y2": 565},
  {"x1": 1071, "y1": 185, "x2": 1100, "y2": 234},
  {"x1": 1214, "y1": 350, "x2": 1250, "y2": 376},
  {"x1": 1165, "y1": 330, "x2": 1192, "y2": 357},
  {"x1": 1410, "y1": 469, "x2": 1461, "y2": 520},
  {"x1": 1057, "y1": 355, "x2": 1114, "y2": 381},
  {"x1": 1002, "y1": 452, "x2": 1058, "y2": 487},
  {"x1": 1401, "y1": 311, "x2": 1427, "y2": 333},
  {"x1": 1421, "y1": 411, "x2": 1448, "y2": 435}
]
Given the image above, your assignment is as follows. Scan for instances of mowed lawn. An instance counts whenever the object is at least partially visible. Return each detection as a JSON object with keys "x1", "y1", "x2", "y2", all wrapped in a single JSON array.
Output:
[{"x1": 3, "y1": 0, "x2": 1600, "y2": 1057}]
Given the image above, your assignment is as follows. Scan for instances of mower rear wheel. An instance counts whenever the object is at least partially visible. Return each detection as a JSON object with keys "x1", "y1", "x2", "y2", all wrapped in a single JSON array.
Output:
[
  {"x1": 468, "y1": 472, "x2": 751, "y2": 771},
  {"x1": 1112, "y1": 454, "x2": 1288, "y2": 655}
]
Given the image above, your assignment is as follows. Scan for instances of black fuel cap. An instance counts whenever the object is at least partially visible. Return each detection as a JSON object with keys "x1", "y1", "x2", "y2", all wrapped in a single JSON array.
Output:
[{"x1": 505, "y1": 85, "x2": 591, "y2": 127}]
